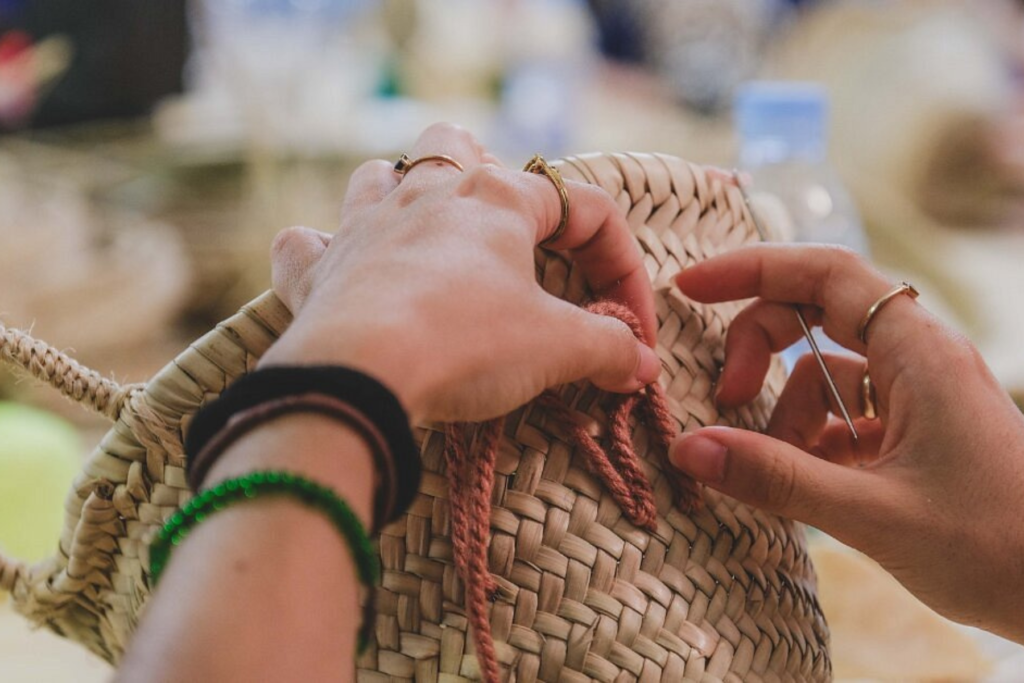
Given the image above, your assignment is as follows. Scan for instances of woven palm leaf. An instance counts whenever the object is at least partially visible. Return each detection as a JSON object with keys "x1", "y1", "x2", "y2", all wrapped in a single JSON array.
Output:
[{"x1": 0, "y1": 153, "x2": 830, "y2": 681}]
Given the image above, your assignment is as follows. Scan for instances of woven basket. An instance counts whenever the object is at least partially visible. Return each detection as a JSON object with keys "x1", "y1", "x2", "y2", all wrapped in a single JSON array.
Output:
[{"x1": 0, "y1": 153, "x2": 830, "y2": 681}]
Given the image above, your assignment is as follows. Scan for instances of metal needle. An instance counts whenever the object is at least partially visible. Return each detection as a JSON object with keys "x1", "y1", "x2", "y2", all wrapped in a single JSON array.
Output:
[{"x1": 731, "y1": 170, "x2": 859, "y2": 441}]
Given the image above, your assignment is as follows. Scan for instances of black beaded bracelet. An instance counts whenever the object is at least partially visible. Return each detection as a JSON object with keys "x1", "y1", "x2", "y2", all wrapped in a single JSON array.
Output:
[
  {"x1": 149, "y1": 470, "x2": 380, "y2": 652},
  {"x1": 184, "y1": 366, "x2": 422, "y2": 531}
]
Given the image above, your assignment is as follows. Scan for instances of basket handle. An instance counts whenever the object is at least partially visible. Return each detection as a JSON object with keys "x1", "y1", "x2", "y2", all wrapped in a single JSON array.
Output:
[{"x1": 0, "y1": 322, "x2": 135, "y2": 421}]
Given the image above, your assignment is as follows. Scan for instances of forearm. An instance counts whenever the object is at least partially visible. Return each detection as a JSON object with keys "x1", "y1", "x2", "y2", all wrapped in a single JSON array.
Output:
[{"x1": 117, "y1": 415, "x2": 376, "y2": 683}]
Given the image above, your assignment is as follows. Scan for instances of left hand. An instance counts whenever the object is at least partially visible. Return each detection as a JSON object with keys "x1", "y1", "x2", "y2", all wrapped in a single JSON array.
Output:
[
  {"x1": 668, "y1": 243, "x2": 1024, "y2": 640},
  {"x1": 262, "y1": 123, "x2": 661, "y2": 423}
]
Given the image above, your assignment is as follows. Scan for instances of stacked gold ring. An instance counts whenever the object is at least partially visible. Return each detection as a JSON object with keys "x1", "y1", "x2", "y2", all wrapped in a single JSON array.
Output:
[{"x1": 523, "y1": 154, "x2": 570, "y2": 246}]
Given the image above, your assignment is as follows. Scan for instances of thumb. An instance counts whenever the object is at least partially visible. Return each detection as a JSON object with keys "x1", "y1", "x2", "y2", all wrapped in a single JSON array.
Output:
[
  {"x1": 270, "y1": 226, "x2": 331, "y2": 313},
  {"x1": 669, "y1": 425, "x2": 881, "y2": 538},
  {"x1": 554, "y1": 302, "x2": 662, "y2": 393}
]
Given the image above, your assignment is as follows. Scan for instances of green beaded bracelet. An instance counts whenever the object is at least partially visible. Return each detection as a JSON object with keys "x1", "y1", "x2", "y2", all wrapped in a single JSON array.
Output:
[{"x1": 148, "y1": 470, "x2": 381, "y2": 651}]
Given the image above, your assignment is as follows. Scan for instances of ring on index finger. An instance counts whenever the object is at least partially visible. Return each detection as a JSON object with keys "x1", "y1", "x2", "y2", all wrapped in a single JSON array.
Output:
[{"x1": 524, "y1": 154, "x2": 570, "y2": 246}]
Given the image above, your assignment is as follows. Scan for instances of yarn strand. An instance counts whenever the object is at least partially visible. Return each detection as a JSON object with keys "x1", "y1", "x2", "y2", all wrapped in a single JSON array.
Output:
[{"x1": 441, "y1": 301, "x2": 700, "y2": 683}]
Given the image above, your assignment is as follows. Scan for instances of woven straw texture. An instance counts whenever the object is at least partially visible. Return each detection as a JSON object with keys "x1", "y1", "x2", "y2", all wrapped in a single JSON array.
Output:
[{"x1": 0, "y1": 153, "x2": 830, "y2": 681}]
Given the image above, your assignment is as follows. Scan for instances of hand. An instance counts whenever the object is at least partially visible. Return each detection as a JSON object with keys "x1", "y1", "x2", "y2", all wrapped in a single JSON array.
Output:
[
  {"x1": 669, "y1": 243, "x2": 1024, "y2": 642},
  {"x1": 262, "y1": 123, "x2": 661, "y2": 423}
]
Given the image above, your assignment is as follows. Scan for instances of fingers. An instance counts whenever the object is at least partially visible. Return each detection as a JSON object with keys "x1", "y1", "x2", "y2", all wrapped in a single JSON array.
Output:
[
  {"x1": 534, "y1": 179, "x2": 657, "y2": 345},
  {"x1": 767, "y1": 353, "x2": 882, "y2": 465},
  {"x1": 340, "y1": 125, "x2": 655, "y2": 347},
  {"x1": 717, "y1": 300, "x2": 823, "y2": 406},
  {"x1": 344, "y1": 124, "x2": 504, "y2": 215},
  {"x1": 668, "y1": 425, "x2": 889, "y2": 542},
  {"x1": 341, "y1": 160, "x2": 400, "y2": 216},
  {"x1": 397, "y1": 122, "x2": 487, "y2": 189},
  {"x1": 674, "y1": 244, "x2": 930, "y2": 358},
  {"x1": 480, "y1": 150, "x2": 506, "y2": 168},
  {"x1": 346, "y1": 126, "x2": 654, "y2": 345},
  {"x1": 543, "y1": 298, "x2": 661, "y2": 393},
  {"x1": 270, "y1": 226, "x2": 332, "y2": 313},
  {"x1": 812, "y1": 418, "x2": 886, "y2": 468}
]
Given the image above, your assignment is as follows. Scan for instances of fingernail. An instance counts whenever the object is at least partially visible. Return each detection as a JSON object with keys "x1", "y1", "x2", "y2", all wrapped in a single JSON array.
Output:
[
  {"x1": 670, "y1": 434, "x2": 727, "y2": 483},
  {"x1": 637, "y1": 344, "x2": 661, "y2": 385},
  {"x1": 673, "y1": 266, "x2": 696, "y2": 291}
]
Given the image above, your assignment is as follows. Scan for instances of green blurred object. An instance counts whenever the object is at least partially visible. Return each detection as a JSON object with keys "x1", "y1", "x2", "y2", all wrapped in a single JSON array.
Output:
[{"x1": 0, "y1": 402, "x2": 80, "y2": 562}]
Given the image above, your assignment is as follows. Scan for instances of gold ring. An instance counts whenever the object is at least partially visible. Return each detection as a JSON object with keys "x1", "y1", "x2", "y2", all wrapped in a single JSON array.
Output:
[
  {"x1": 393, "y1": 153, "x2": 464, "y2": 176},
  {"x1": 523, "y1": 153, "x2": 569, "y2": 246},
  {"x1": 861, "y1": 367, "x2": 877, "y2": 420},
  {"x1": 857, "y1": 281, "x2": 920, "y2": 344}
]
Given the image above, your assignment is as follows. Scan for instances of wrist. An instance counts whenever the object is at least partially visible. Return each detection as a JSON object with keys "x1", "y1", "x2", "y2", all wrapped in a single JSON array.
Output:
[
  {"x1": 260, "y1": 320, "x2": 432, "y2": 422},
  {"x1": 203, "y1": 414, "x2": 377, "y2": 528},
  {"x1": 185, "y1": 365, "x2": 422, "y2": 530}
]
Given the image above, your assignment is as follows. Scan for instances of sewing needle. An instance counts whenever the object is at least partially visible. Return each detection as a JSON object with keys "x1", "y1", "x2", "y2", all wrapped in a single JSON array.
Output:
[{"x1": 731, "y1": 170, "x2": 859, "y2": 441}]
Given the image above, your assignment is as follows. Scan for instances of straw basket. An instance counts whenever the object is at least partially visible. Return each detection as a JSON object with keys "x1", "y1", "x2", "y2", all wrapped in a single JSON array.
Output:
[{"x1": 0, "y1": 153, "x2": 830, "y2": 681}]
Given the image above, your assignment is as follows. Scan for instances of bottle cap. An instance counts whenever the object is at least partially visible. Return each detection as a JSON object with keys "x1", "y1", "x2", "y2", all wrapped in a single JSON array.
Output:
[{"x1": 735, "y1": 81, "x2": 828, "y2": 165}]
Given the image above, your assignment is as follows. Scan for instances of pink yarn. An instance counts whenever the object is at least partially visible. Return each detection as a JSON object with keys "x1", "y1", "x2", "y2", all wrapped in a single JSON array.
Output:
[{"x1": 442, "y1": 301, "x2": 701, "y2": 682}]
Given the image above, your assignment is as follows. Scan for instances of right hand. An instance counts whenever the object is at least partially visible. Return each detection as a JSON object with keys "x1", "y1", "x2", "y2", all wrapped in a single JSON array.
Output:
[{"x1": 669, "y1": 244, "x2": 1024, "y2": 642}]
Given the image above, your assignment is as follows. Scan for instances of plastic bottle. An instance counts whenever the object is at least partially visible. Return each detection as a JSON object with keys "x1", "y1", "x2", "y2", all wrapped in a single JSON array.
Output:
[{"x1": 734, "y1": 81, "x2": 870, "y2": 366}]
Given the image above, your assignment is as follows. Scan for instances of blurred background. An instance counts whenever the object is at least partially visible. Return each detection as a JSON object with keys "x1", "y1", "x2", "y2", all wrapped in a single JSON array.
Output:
[{"x1": 2, "y1": 0, "x2": 1024, "y2": 680}]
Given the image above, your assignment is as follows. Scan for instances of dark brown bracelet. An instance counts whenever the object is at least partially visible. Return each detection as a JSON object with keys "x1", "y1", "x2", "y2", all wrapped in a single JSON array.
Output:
[
  {"x1": 184, "y1": 366, "x2": 422, "y2": 532},
  {"x1": 187, "y1": 393, "x2": 397, "y2": 531}
]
